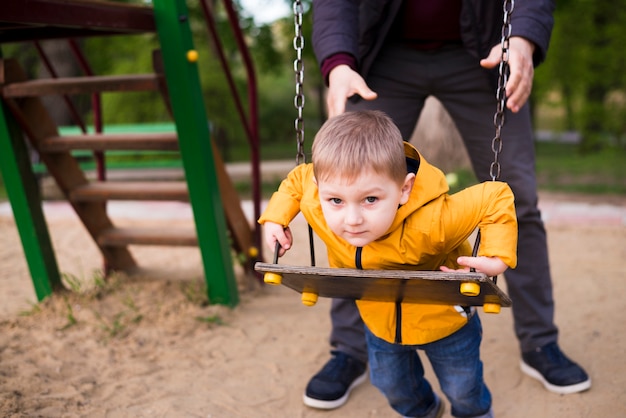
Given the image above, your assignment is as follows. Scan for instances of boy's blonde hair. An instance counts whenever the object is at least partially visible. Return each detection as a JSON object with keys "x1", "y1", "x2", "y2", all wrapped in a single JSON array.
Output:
[{"x1": 312, "y1": 110, "x2": 407, "y2": 185}]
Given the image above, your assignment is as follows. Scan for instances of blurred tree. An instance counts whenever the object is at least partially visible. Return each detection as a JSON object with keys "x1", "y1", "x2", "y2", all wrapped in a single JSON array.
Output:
[
  {"x1": 534, "y1": 0, "x2": 626, "y2": 151},
  {"x1": 0, "y1": 0, "x2": 327, "y2": 162},
  {"x1": 269, "y1": 0, "x2": 324, "y2": 160}
]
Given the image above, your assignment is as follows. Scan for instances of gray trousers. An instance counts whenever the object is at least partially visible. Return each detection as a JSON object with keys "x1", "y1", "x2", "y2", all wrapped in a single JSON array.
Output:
[{"x1": 331, "y1": 44, "x2": 558, "y2": 362}]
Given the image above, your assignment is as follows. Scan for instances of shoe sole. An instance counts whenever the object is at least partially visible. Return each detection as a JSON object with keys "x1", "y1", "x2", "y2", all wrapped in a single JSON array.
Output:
[
  {"x1": 520, "y1": 360, "x2": 591, "y2": 394},
  {"x1": 302, "y1": 370, "x2": 368, "y2": 410}
]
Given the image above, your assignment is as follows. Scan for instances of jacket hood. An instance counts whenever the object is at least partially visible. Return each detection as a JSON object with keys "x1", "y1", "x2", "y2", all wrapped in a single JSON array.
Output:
[{"x1": 388, "y1": 142, "x2": 450, "y2": 234}]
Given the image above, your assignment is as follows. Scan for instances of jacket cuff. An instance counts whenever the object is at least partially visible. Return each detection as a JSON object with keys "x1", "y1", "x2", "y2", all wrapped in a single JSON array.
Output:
[{"x1": 321, "y1": 53, "x2": 357, "y2": 85}]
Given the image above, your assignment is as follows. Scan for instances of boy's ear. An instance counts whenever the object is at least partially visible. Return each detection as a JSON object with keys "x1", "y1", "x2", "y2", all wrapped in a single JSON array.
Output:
[{"x1": 399, "y1": 173, "x2": 415, "y2": 205}]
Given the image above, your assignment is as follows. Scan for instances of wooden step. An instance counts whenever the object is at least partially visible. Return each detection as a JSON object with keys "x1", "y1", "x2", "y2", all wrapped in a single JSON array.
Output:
[
  {"x1": 39, "y1": 132, "x2": 179, "y2": 152},
  {"x1": 70, "y1": 181, "x2": 189, "y2": 202},
  {"x1": 1, "y1": 74, "x2": 160, "y2": 98},
  {"x1": 98, "y1": 227, "x2": 197, "y2": 247}
]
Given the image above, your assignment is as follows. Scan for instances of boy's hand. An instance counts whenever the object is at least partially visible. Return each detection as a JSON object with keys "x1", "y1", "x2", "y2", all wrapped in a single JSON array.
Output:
[
  {"x1": 263, "y1": 222, "x2": 293, "y2": 257},
  {"x1": 440, "y1": 256, "x2": 508, "y2": 277}
]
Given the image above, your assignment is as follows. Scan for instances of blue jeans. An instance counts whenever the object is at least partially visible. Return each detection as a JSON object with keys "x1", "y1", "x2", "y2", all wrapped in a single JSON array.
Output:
[{"x1": 365, "y1": 313, "x2": 492, "y2": 418}]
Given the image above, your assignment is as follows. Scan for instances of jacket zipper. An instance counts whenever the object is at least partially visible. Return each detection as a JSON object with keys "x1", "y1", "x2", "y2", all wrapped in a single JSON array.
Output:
[
  {"x1": 355, "y1": 247, "x2": 363, "y2": 270},
  {"x1": 355, "y1": 247, "x2": 403, "y2": 344},
  {"x1": 394, "y1": 302, "x2": 402, "y2": 344}
]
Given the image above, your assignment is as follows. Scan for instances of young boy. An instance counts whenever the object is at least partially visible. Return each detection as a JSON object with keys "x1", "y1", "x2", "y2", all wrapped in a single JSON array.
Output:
[{"x1": 259, "y1": 110, "x2": 517, "y2": 418}]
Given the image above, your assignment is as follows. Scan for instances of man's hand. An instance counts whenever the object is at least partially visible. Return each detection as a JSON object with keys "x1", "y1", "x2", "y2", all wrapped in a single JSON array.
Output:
[
  {"x1": 480, "y1": 36, "x2": 536, "y2": 113},
  {"x1": 263, "y1": 222, "x2": 293, "y2": 257},
  {"x1": 327, "y1": 64, "x2": 377, "y2": 117},
  {"x1": 440, "y1": 256, "x2": 508, "y2": 277}
]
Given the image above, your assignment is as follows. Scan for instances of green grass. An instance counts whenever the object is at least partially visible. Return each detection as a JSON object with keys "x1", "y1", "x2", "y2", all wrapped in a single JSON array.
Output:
[
  {"x1": 535, "y1": 142, "x2": 626, "y2": 195},
  {"x1": 1, "y1": 142, "x2": 625, "y2": 201},
  {"x1": 446, "y1": 142, "x2": 626, "y2": 196}
]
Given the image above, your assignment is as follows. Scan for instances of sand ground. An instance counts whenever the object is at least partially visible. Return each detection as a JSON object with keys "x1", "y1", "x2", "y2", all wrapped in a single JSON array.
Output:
[{"x1": 1, "y1": 192, "x2": 625, "y2": 417}]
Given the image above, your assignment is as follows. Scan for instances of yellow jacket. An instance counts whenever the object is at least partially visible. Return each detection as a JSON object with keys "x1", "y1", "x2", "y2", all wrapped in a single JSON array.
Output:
[{"x1": 259, "y1": 143, "x2": 517, "y2": 345}]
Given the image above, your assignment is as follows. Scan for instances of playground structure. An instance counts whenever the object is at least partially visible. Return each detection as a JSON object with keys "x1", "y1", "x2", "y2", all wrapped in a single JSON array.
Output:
[{"x1": 0, "y1": 0, "x2": 263, "y2": 307}]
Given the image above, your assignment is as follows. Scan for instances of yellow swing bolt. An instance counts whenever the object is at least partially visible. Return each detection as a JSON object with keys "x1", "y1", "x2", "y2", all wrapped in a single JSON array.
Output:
[
  {"x1": 460, "y1": 282, "x2": 481, "y2": 297},
  {"x1": 301, "y1": 291, "x2": 318, "y2": 307},
  {"x1": 483, "y1": 303, "x2": 501, "y2": 314},
  {"x1": 264, "y1": 272, "x2": 282, "y2": 285}
]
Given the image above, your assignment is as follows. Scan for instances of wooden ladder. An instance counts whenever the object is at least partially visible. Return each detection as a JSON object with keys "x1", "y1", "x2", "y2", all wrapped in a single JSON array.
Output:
[{"x1": 0, "y1": 57, "x2": 255, "y2": 275}]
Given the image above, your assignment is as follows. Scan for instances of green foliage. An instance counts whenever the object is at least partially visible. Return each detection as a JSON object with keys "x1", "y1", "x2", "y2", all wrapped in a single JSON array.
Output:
[
  {"x1": 0, "y1": 43, "x2": 41, "y2": 79},
  {"x1": 447, "y1": 169, "x2": 478, "y2": 194},
  {"x1": 534, "y1": 0, "x2": 626, "y2": 151},
  {"x1": 81, "y1": 34, "x2": 171, "y2": 125},
  {"x1": 0, "y1": 0, "x2": 322, "y2": 164}
]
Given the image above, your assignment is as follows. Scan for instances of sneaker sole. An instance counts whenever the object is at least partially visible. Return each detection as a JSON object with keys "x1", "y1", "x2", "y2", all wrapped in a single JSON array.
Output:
[
  {"x1": 303, "y1": 370, "x2": 368, "y2": 410},
  {"x1": 520, "y1": 360, "x2": 591, "y2": 394}
]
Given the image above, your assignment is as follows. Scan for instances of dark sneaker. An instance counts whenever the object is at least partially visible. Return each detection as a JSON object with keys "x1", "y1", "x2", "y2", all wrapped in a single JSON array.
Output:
[
  {"x1": 521, "y1": 342, "x2": 591, "y2": 394},
  {"x1": 303, "y1": 351, "x2": 367, "y2": 409}
]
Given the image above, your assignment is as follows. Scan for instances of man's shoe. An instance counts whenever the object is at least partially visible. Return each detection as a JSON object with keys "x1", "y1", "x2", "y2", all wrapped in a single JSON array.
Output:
[
  {"x1": 521, "y1": 342, "x2": 591, "y2": 394},
  {"x1": 303, "y1": 351, "x2": 367, "y2": 409}
]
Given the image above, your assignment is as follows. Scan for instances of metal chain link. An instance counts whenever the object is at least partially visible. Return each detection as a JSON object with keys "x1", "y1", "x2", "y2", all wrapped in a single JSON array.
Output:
[
  {"x1": 293, "y1": 0, "x2": 306, "y2": 165},
  {"x1": 292, "y1": 1, "x2": 316, "y2": 266},
  {"x1": 472, "y1": 0, "x2": 514, "y2": 269},
  {"x1": 490, "y1": 0, "x2": 514, "y2": 181}
]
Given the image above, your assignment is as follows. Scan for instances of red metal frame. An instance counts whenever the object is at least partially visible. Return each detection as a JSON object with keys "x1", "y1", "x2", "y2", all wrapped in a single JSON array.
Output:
[
  {"x1": 200, "y1": 0, "x2": 262, "y2": 259},
  {"x1": 0, "y1": 0, "x2": 155, "y2": 43}
]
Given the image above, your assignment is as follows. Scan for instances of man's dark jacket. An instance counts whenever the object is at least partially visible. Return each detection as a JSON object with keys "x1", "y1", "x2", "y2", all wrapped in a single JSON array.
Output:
[{"x1": 312, "y1": 0, "x2": 555, "y2": 79}]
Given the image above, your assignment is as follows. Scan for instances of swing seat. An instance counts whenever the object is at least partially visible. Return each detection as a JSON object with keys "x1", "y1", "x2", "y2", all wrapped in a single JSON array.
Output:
[{"x1": 256, "y1": 262, "x2": 510, "y2": 314}]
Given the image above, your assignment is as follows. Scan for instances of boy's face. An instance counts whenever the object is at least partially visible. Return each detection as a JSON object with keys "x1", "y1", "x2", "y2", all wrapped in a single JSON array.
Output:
[{"x1": 316, "y1": 169, "x2": 415, "y2": 247}]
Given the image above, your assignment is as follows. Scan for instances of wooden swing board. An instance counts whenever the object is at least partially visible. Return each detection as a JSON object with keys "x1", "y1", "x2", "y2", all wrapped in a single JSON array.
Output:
[{"x1": 254, "y1": 263, "x2": 511, "y2": 307}]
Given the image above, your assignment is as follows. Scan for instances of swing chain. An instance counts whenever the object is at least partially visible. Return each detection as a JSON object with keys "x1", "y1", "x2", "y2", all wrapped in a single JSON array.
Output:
[
  {"x1": 490, "y1": 0, "x2": 514, "y2": 181},
  {"x1": 292, "y1": 1, "x2": 316, "y2": 266},
  {"x1": 473, "y1": 0, "x2": 514, "y2": 274},
  {"x1": 293, "y1": 0, "x2": 306, "y2": 165}
]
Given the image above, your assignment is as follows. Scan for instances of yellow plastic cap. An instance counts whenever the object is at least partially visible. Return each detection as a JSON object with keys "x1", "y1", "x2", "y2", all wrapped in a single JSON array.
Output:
[
  {"x1": 263, "y1": 272, "x2": 282, "y2": 285},
  {"x1": 460, "y1": 282, "x2": 481, "y2": 297},
  {"x1": 301, "y1": 292, "x2": 318, "y2": 306},
  {"x1": 483, "y1": 303, "x2": 501, "y2": 314}
]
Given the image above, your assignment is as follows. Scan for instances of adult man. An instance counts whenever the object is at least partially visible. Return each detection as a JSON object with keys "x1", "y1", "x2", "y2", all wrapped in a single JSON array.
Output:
[{"x1": 304, "y1": 0, "x2": 591, "y2": 410}]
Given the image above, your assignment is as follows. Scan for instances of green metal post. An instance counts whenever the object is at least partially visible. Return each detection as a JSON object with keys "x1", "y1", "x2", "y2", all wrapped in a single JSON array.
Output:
[
  {"x1": 0, "y1": 102, "x2": 62, "y2": 301},
  {"x1": 152, "y1": 0, "x2": 238, "y2": 306}
]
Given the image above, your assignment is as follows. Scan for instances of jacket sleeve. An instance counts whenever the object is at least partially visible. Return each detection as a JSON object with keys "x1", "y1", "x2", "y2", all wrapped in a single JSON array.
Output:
[
  {"x1": 312, "y1": 0, "x2": 360, "y2": 69},
  {"x1": 440, "y1": 182, "x2": 518, "y2": 269},
  {"x1": 510, "y1": 0, "x2": 555, "y2": 66},
  {"x1": 257, "y1": 164, "x2": 309, "y2": 227}
]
